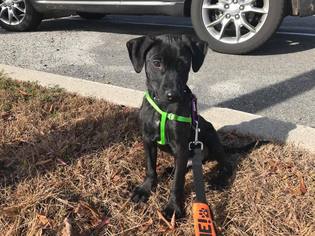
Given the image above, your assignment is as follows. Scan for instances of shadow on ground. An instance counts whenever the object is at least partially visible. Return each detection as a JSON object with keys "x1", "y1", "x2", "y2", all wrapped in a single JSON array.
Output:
[
  {"x1": 0, "y1": 108, "x2": 140, "y2": 188},
  {"x1": 215, "y1": 69, "x2": 315, "y2": 114},
  {"x1": 251, "y1": 33, "x2": 315, "y2": 55}
]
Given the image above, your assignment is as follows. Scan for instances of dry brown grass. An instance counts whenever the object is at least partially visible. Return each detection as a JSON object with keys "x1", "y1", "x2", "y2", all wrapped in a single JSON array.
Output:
[{"x1": 0, "y1": 74, "x2": 314, "y2": 236}]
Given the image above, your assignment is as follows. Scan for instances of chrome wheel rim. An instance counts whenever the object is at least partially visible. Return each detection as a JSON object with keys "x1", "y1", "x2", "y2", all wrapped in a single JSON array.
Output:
[
  {"x1": 0, "y1": 0, "x2": 26, "y2": 25},
  {"x1": 202, "y1": 0, "x2": 270, "y2": 44}
]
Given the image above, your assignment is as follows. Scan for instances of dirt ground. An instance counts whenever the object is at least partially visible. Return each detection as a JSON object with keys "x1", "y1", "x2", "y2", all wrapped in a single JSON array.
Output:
[{"x1": 0, "y1": 74, "x2": 314, "y2": 236}]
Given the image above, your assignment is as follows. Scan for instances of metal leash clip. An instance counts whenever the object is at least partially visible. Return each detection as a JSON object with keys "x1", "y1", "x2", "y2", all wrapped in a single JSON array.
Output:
[{"x1": 189, "y1": 121, "x2": 204, "y2": 151}]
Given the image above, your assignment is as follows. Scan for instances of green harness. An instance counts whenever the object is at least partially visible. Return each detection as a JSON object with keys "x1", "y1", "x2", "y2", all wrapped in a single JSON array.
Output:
[{"x1": 145, "y1": 92, "x2": 192, "y2": 145}]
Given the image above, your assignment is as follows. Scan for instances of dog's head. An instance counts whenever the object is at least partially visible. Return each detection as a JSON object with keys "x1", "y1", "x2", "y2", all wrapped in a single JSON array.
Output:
[{"x1": 127, "y1": 35, "x2": 208, "y2": 103}]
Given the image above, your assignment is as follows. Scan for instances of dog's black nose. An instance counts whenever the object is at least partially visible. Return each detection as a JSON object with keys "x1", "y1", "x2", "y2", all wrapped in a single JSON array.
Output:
[{"x1": 167, "y1": 92, "x2": 174, "y2": 101}]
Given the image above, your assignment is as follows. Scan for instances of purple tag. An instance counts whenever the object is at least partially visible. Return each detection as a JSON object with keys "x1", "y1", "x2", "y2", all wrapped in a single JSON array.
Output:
[{"x1": 192, "y1": 94, "x2": 198, "y2": 126}]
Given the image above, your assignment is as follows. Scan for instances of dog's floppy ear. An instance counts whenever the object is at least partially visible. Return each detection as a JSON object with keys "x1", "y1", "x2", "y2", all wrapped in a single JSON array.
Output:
[
  {"x1": 126, "y1": 36, "x2": 155, "y2": 73},
  {"x1": 183, "y1": 35, "x2": 208, "y2": 72}
]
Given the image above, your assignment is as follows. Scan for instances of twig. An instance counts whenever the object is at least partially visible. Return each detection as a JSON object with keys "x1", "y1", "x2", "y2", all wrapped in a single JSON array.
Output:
[
  {"x1": 53, "y1": 197, "x2": 75, "y2": 208},
  {"x1": 119, "y1": 199, "x2": 130, "y2": 213},
  {"x1": 114, "y1": 219, "x2": 153, "y2": 235},
  {"x1": 157, "y1": 210, "x2": 173, "y2": 230}
]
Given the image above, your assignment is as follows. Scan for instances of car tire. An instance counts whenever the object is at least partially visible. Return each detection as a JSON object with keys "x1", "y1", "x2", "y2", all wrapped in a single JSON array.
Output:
[
  {"x1": 77, "y1": 12, "x2": 106, "y2": 20},
  {"x1": 0, "y1": 0, "x2": 42, "y2": 31},
  {"x1": 191, "y1": 0, "x2": 285, "y2": 54}
]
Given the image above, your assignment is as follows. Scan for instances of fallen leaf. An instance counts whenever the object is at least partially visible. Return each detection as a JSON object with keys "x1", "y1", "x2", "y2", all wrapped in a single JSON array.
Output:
[
  {"x1": 57, "y1": 158, "x2": 67, "y2": 166},
  {"x1": 61, "y1": 217, "x2": 73, "y2": 236},
  {"x1": 2, "y1": 205, "x2": 22, "y2": 217},
  {"x1": 132, "y1": 141, "x2": 144, "y2": 151},
  {"x1": 157, "y1": 226, "x2": 169, "y2": 233},
  {"x1": 256, "y1": 191, "x2": 262, "y2": 201},
  {"x1": 4, "y1": 225, "x2": 15, "y2": 236},
  {"x1": 17, "y1": 89, "x2": 31, "y2": 96},
  {"x1": 37, "y1": 214, "x2": 52, "y2": 227},
  {"x1": 112, "y1": 175, "x2": 121, "y2": 182},
  {"x1": 48, "y1": 104, "x2": 54, "y2": 113},
  {"x1": 74, "y1": 201, "x2": 101, "y2": 226},
  {"x1": 1, "y1": 112, "x2": 15, "y2": 121},
  {"x1": 53, "y1": 197, "x2": 74, "y2": 208},
  {"x1": 79, "y1": 201, "x2": 100, "y2": 218},
  {"x1": 268, "y1": 160, "x2": 278, "y2": 172},
  {"x1": 35, "y1": 159, "x2": 52, "y2": 166},
  {"x1": 288, "y1": 175, "x2": 308, "y2": 196},
  {"x1": 100, "y1": 217, "x2": 110, "y2": 226},
  {"x1": 96, "y1": 217, "x2": 110, "y2": 228},
  {"x1": 140, "y1": 218, "x2": 153, "y2": 232},
  {"x1": 216, "y1": 226, "x2": 223, "y2": 233},
  {"x1": 299, "y1": 177, "x2": 307, "y2": 195},
  {"x1": 1, "y1": 112, "x2": 9, "y2": 119}
]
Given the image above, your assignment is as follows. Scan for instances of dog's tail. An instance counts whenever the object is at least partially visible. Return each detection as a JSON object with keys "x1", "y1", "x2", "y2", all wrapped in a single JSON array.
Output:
[{"x1": 224, "y1": 140, "x2": 270, "y2": 154}]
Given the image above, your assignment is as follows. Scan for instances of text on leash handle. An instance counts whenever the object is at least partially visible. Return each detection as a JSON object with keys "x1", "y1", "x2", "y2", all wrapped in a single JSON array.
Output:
[{"x1": 193, "y1": 203, "x2": 216, "y2": 236}]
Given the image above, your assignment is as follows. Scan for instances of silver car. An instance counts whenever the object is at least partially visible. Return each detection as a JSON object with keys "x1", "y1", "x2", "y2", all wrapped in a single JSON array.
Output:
[{"x1": 0, "y1": 0, "x2": 314, "y2": 54}]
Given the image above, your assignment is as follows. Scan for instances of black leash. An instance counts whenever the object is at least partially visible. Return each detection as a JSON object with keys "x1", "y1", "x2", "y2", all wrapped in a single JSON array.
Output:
[{"x1": 190, "y1": 95, "x2": 217, "y2": 236}]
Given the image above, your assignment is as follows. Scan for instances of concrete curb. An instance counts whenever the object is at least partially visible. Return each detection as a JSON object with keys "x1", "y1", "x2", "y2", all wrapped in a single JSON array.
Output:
[{"x1": 1, "y1": 64, "x2": 315, "y2": 153}]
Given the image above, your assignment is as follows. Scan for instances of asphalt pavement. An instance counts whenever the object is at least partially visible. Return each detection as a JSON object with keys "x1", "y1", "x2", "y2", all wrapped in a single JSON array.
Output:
[{"x1": 0, "y1": 15, "x2": 314, "y2": 127}]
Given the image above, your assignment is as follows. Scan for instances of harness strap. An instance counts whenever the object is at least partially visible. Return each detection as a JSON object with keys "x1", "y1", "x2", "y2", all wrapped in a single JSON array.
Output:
[
  {"x1": 160, "y1": 112, "x2": 167, "y2": 145},
  {"x1": 145, "y1": 92, "x2": 192, "y2": 145}
]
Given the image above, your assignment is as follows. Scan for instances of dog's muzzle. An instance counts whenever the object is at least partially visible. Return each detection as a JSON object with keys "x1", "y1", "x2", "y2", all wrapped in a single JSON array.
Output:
[{"x1": 165, "y1": 90, "x2": 183, "y2": 102}]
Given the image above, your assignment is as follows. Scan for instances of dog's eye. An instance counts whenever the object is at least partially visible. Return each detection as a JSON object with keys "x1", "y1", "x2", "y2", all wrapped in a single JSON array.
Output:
[{"x1": 152, "y1": 60, "x2": 162, "y2": 68}]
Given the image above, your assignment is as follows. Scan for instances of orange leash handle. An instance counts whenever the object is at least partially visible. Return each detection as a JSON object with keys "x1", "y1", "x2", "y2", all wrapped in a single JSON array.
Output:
[{"x1": 193, "y1": 202, "x2": 217, "y2": 236}]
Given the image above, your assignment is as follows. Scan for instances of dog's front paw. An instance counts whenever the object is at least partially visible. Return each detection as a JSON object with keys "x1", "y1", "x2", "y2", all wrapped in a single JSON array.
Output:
[
  {"x1": 218, "y1": 164, "x2": 233, "y2": 178},
  {"x1": 163, "y1": 202, "x2": 185, "y2": 219},
  {"x1": 209, "y1": 165, "x2": 233, "y2": 190},
  {"x1": 209, "y1": 176, "x2": 230, "y2": 190},
  {"x1": 131, "y1": 186, "x2": 151, "y2": 203}
]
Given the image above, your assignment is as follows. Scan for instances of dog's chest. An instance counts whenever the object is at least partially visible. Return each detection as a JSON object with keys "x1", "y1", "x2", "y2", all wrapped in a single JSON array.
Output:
[
  {"x1": 141, "y1": 110, "x2": 162, "y2": 141},
  {"x1": 140, "y1": 109, "x2": 190, "y2": 145}
]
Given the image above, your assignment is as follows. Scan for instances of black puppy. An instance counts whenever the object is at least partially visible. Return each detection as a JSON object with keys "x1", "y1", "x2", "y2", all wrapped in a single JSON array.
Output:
[{"x1": 126, "y1": 35, "x2": 232, "y2": 219}]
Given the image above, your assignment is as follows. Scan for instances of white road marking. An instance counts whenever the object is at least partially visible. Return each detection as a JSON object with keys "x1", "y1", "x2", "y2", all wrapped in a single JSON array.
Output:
[{"x1": 277, "y1": 31, "x2": 315, "y2": 37}]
